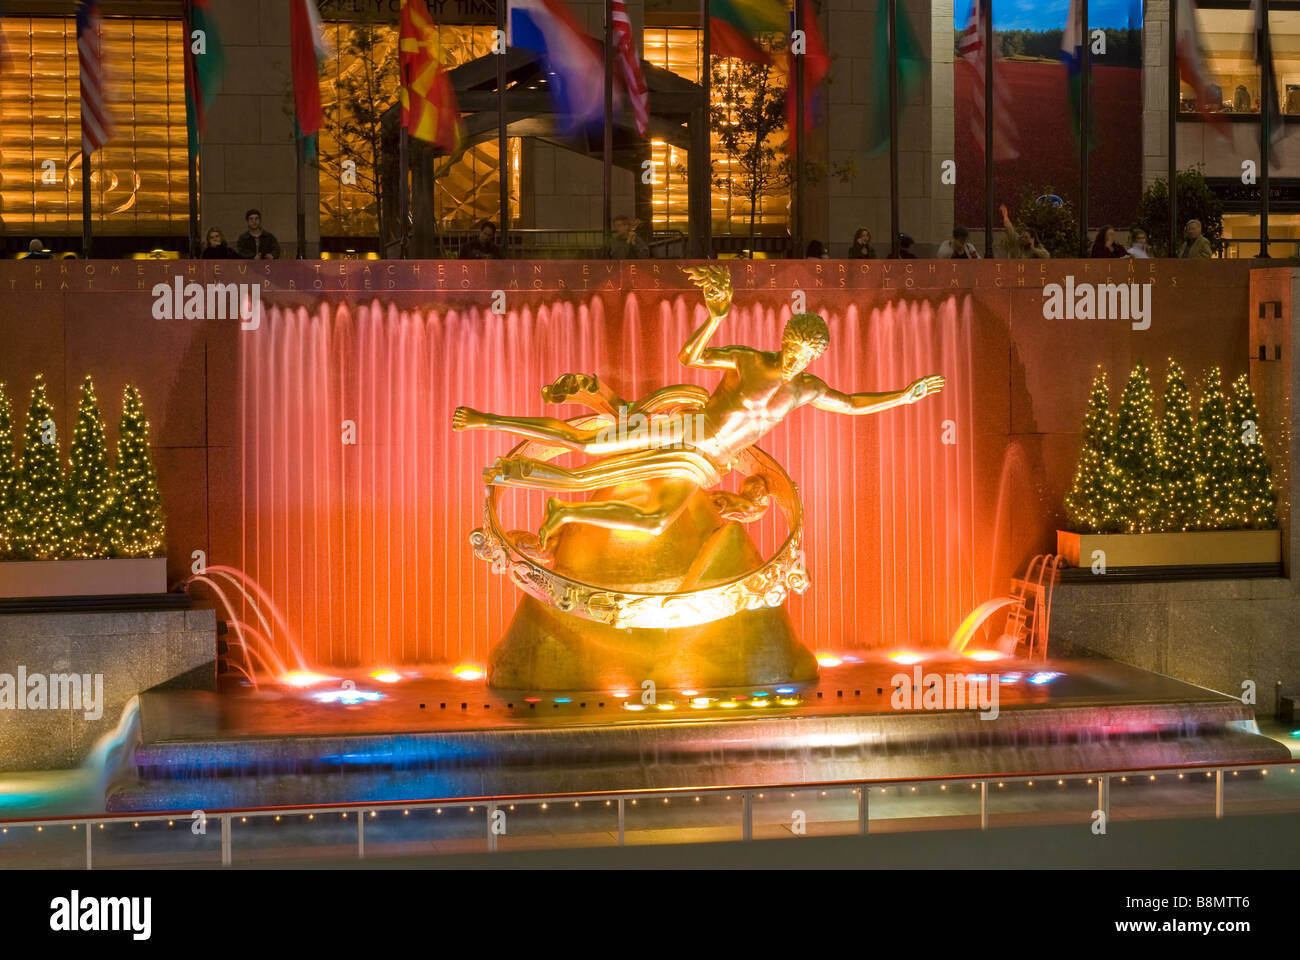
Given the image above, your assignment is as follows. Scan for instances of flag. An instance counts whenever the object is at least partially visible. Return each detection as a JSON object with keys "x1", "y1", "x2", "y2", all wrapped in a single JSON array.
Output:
[
  {"x1": 956, "y1": 0, "x2": 1018, "y2": 161},
  {"x1": 867, "y1": 0, "x2": 925, "y2": 157},
  {"x1": 1175, "y1": 0, "x2": 1225, "y2": 135},
  {"x1": 1253, "y1": 0, "x2": 1283, "y2": 164},
  {"x1": 508, "y1": 0, "x2": 604, "y2": 136},
  {"x1": 76, "y1": 0, "x2": 115, "y2": 155},
  {"x1": 400, "y1": 0, "x2": 465, "y2": 152},
  {"x1": 290, "y1": 0, "x2": 329, "y2": 147},
  {"x1": 183, "y1": 0, "x2": 224, "y2": 157},
  {"x1": 786, "y1": 0, "x2": 829, "y2": 148},
  {"x1": 1059, "y1": 0, "x2": 1096, "y2": 150},
  {"x1": 710, "y1": 0, "x2": 786, "y2": 64},
  {"x1": 612, "y1": 0, "x2": 648, "y2": 136}
]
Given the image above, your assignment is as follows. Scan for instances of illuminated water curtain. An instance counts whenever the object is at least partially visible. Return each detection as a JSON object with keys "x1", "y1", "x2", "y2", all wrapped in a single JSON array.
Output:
[{"x1": 455, "y1": 267, "x2": 945, "y2": 690}]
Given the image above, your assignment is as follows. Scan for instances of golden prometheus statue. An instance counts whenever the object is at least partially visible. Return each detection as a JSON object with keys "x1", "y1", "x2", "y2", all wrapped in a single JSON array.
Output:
[{"x1": 453, "y1": 266, "x2": 944, "y2": 691}]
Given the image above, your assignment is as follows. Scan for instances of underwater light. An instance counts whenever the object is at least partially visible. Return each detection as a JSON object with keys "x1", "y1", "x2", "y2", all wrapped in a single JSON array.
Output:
[
  {"x1": 656, "y1": 702, "x2": 676, "y2": 711},
  {"x1": 965, "y1": 650, "x2": 1003, "y2": 662},
  {"x1": 776, "y1": 686, "x2": 795, "y2": 694},
  {"x1": 691, "y1": 697, "x2": 711, "y2": 707},
  {"x1": 623, "y1": 703, "x2": 646, "y2": 712},
  {"x1": 1028, "y1": 671, "x2": 1062, "y2": 685},
  {"x1": 281, "y1": 671, "x2": 333, "y2": 688},
  {"x1": 816, "y1": 654, "x2": 842, "y2": 667},
  {"x1": 778, "y1": 697, "x2": 800, "y2": 706},
  {"x1": 888, "y1": 651, "x2": 924, "y2": 665},
  {"x1": 719, "y1": 701, "x2": 738, "y2": 708},
  {"x1": 369, "y1": 670, "x2": 401, "y2": 683},
  {"x1": 681, "y1": 689, "x2": 699, "y2": 697},
  {"x1": 554, "y1": 697, "x2": 572, "y2": 703},
  {"x1": 999, "y1": 673, "x2": 1023, "y2": 684},
  {"x1": 751, "y1": 698, "x2": 770, "y2": 707},
  {"x1": 752, "y1": 691, "x2": 770, "y2": 697},
  {"x1": 311, "y1": 688, "x2": 384, "y2": 705},
  {"x1": 452, "y1": 665, "x2": 485, "y2": 681}
]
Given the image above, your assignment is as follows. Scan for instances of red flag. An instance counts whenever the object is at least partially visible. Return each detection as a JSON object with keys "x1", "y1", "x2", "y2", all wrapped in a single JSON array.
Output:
[
  {"x1": 786, "y1": 0, "x2": 829, "y2": 148},
  {"x1": 77, "y1": 0, "x2": 116, "y2": 154},
  {"x1": 956, "y1": 0, "x2": 1018, "y2": 162},
  {"x1": 1175, "y1": 0, "x2": 1226, "y2": 135},
  {"x1": 290, "y1": 0, "x2": 325, "y2": 138},
  {"x1": 399, "y1": 0, "x2": 464, "y2": 152},
  {"x1": 612, "y1": 0, "x2": 648, "y2": 135}
]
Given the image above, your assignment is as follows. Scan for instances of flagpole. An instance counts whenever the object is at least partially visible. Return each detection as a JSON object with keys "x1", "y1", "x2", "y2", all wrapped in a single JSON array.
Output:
[
  {"x1": 888, "y1": 0, "x2": 899, "y2": 259},
  {"x1": 982, "y1": 0, "x2": 993, "y2": 257},
  {"x1": 701, "y1": 0, "x2": 712, "y2": 258},
  {"x1": 498, "y1": 0, "x2": 509, "y2": 258},
  {"x1": 1078, "y1": 0, "x2": 1089, "y2": 257},
  {"x1": 603, "y1": 0, "x2": 614, "y2": 256},
  {"x1": 1168, "y1": 0, "x2": 1177, "y2": 256},
  {"x1": 295, "y1": 132, "x2": 305, "y2": 259},
  {"x1": 794, "y1": 0, "x2": 805, "y2": 256},
  {"x1": 399, "y1": 126, "x2": 410, "y2": 259},
  {"x1": 1259, "y1": 0, "x2": 1271, "y2": 258},
  {"x1": 81, "y1": 146, "x2": 93, "y2": 258}
]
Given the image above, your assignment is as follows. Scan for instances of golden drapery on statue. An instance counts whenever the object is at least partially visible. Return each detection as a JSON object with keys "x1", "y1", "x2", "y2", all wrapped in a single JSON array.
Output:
[{"x1": 453, "y1": 266, "x2": 945, "y2": 691}]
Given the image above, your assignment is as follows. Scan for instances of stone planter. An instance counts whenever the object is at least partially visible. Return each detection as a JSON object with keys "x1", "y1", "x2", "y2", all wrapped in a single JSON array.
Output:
[
  {"x1": 0, "y1": 557, "x2": 168, "y2": 599},
  {"x1": 1057, "y1": 529, "x2": 1281, "y2": 569}
]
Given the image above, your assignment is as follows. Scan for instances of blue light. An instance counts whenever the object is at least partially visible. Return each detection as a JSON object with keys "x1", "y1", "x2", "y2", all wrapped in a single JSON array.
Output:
[
  {"x1": 999, "y1": 673, "x2": 1022, "y2": 684},
  {"x1": 966, "y1": 674, "x2": 988, "y2": 683},
  {"x1": 311, "y1": 688, "x2": 385, "y2": 705},
  {"x1": 554, "y1": 697, "x2": 571, "y2": 703},
  {"x1": 1291, "y1": 729, "x2": 1300, "y2": 738},
  {"x1": 1028, "y1": 671, "x2": 1063, "y2": 685},
  {"x1": 752, "y1": 691, "x2": 770, "y2": 697},
  {"x1": 775, "y1": 687, "x2": 795, "y2": 694}
]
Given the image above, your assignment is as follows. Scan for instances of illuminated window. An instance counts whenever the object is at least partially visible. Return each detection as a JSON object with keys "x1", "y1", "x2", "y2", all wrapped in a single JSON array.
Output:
[
  {"x1": 643, "y1": 27, "x2": 789, "y2": 235},
  {"x1": 0, "y1": 16, "x2": 189, "y2": 236},
  {"x1": 1181, "y1": 6, "x2": 1300, "y2": 115},
  {"x1": 319, "y1": 22, "x2": 520, "y2": 239}
]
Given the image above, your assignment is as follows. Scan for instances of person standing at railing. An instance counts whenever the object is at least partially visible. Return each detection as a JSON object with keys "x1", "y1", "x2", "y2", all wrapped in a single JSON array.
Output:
[
  {"x1": 461, "y1": 220, "x2": 502, "y2": 259},
  {"x1": 1178, "y1": 220, "x2": 1213, "y2": 259},
  {"x1": 607, "y1": 215, "x2": 649, "y2": 259}
]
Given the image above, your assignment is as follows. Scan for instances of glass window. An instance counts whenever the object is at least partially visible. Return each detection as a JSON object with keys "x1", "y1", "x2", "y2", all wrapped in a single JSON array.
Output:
[
  {"x1": 1182, "y1": 6, "x2": 1300, "y2": 115},
  {"x1": 0, "y1": 16, "x2": 189, "y2": 236},
  {"x1": 642, "y1": 26, "x2": 790, "y2": 236},
  {"x1": 319, "y1": 21, "x2": 519, "y2": 239}
]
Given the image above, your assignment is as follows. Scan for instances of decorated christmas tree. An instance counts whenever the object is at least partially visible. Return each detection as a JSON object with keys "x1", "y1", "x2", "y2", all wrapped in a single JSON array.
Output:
[
  {"x1": 1157, "y1": 359, "x2": 1198, "y2": 532},
  {"x1": 0, "y1": 383, "x2": 16, "y2": 559},
  {"x1": 12, "y1": 375, "x2": 77, "y2": 559},
  {"x1": 107, "y1": 384, "x2": 166, "y2": 557},
  {"x1": 1194, "y1": 367, "x2": 1243, "y2": 530},
  {"x1": 65, "y1": 375, "x2": 116, "y2": 558},
  {"x1": 1064, "y1": 367, "x2": 1120, "y2": 532},
  {"x1": 1111, "y1": 361, "x2": 1162, "y2": 533},
  {"x1": 1229, "y1": 373, "x2": 1277, "y2": 529}
]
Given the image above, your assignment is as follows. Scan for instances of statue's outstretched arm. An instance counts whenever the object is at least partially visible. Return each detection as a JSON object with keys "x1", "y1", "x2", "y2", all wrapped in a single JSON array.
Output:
[
  {"x1": 810, "y1": 374, "x2": 945, "y2": 416},
  {"x1": 680, "y1": 265, "x2": 744, "y2": 370}
]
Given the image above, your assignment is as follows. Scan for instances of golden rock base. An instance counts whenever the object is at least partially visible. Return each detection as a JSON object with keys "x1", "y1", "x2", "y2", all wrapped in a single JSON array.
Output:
[{"x1": 488, "y1": 481, "x2": 818, "y2": 691}]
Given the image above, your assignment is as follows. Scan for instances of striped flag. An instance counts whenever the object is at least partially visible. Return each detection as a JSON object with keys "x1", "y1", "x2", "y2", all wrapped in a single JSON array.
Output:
[
  {"x1": 184, "y1": 0, "x2": 224, "y2": 157},
  {"x1": 399, "y1": 0, "x2": 465, "y2": 152},
  {"x1": 76, "y1": 0, "x2": 115, "y2": 155},
  {"x1": 509, "y1": 0, "x2": 604, "y2": 136},
  {"x1": 786, "y1": 0, "x2": 829, "y2": 148},
  {"x1": 1059, "y1": 0, "x2": 1096, "y2": 150},
  {"x1": 957, "y1": 0, "x2": 1018, "y2": 161},
  {"x1": 710, "y1": 0, "x2": 786, "y2": 64},
  {"x1": 611, "y1": 0, "x2": 648, "y2": 136},
  {"x1": 290, "y1": 0, "x2": 329, "y2": 144},
  {"x1": 1253, "y1": 0, "x2": 1283, "y2": 164}
]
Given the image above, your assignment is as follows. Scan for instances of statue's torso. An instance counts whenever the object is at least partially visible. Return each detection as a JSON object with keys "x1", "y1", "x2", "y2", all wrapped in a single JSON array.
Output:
[{"x1": 689, "y1": 353, "x2": 816, "y2": 465}]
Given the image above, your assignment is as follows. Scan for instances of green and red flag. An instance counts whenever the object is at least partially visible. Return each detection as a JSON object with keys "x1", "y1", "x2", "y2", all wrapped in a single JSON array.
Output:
[
  {"x1": 710, "y1": 0, "x2": 786, "y2": 64},
  {"x1": 867, "y1": 0, "x2": 925, "y2": 156},
  {"x1": 183, "y1": 0, "x2": 224, "y2": 157},
  {"x1": 290, "y1": 0, "x2": 330, "y2": 155}
]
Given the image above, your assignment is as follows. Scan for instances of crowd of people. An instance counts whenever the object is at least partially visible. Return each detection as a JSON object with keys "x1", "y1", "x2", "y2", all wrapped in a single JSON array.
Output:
[
  {"x1": 16, "y1": 208, "x2": 1221, "y2": 262},
  {"x1": 804, "y1": 213, "x2": 1216, "y2": 261}
]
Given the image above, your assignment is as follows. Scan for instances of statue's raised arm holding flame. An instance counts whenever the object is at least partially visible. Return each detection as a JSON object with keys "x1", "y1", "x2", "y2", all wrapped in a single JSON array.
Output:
[{"x1": 453, "y1": 265, "x2": 944, "y2": 550}]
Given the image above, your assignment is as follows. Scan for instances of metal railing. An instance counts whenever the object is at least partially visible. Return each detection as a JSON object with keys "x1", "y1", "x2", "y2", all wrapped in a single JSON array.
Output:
[{"x1": 0, "y1": 759, "x2": 1296, "y2": 868}]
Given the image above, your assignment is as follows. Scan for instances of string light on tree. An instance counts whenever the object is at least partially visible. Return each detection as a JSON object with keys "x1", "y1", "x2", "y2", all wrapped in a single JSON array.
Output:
[
  {"x1": 1194, "y1": 367, "x2": 1243, "y2": 530},
  {"x1": 1229, "y1": 373, "x2": 1277, "y2": 529},
  {"x1": 1158, "y1": 359, "x2": 1198, "y2": 532},
  {"x1": 1065, "y1": 367, "x2": 1121, "y2": 533},
  {"x1": 107, "y1": 384, "x2": 166, "y2": 558},
  {"x1": 13, "y1": 375, "x2": 76, "y2": 560},
  {"x1": 66, "y1": 376, "x2": 116, "y2": 559},
  {"x1": 1111, "y1": 361, "x2": 1161, "y2": 534},
  {"x1": 0, "y1": 383, "x2": 16, "y2": 559}
]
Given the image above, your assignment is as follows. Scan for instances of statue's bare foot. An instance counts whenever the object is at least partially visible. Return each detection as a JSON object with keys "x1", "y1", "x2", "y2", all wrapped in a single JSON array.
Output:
[
  {"x1": 537, "y1": 496, "x2": 566, "y2": 548},
  {"x1": 453, "y1": 406, "x2": 489, "y2": 431},
  {"x1": 511, "y1": 530, "x2": 555, "y2": 561}
]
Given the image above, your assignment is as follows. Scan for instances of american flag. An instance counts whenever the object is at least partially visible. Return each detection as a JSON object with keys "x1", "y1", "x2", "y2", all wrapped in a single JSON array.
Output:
[
  {"x1": 956, "y1": 0, "x2": 1018, "y2": 161},
  {"x1": 76, "y1": 0, "x2": 115, "y2": 154},
  {"x1": 611, "y1": 0, "x2": 648, "y2": 136}
]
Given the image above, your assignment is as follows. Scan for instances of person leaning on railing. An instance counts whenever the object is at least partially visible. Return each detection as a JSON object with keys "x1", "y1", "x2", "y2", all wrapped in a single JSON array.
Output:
[{"x1": 1178, "y1": 219, "x2": 1213, "y2": 259}]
